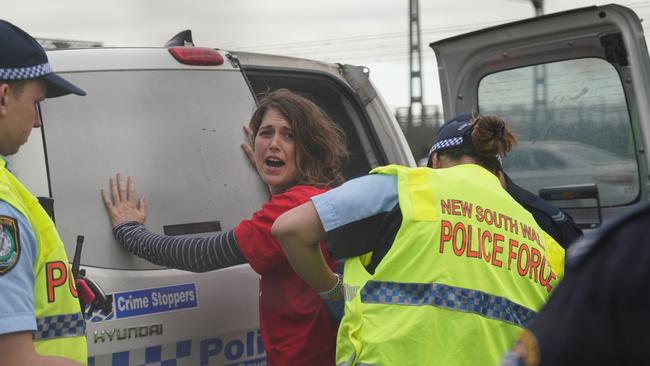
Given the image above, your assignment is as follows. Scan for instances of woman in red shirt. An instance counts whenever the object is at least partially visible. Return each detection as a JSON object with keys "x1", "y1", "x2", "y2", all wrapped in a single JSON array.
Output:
[{"x1": 101, "y1": 89, "x2": 347, "y2": 365}]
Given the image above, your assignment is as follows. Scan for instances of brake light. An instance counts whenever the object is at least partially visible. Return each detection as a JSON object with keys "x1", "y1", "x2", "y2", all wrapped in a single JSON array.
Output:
[{"x1": 168, "y1": 47, "x2": 224, "y2": 66}]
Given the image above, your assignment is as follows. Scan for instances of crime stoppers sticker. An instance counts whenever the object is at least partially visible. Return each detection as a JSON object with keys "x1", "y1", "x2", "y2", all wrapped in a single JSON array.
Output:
[{"x1": 0, "y1": 215, "x2": 19, "y2": 275}]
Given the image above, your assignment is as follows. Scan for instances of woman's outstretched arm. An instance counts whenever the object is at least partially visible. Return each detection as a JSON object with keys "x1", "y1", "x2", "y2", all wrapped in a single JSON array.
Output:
[{"x1": 114, "y1": 222, "x2": 246, "y2": 272}]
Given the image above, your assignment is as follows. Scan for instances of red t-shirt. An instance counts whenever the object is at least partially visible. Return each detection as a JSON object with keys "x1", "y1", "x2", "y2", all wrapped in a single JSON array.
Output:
[{"x1": 234, "y1": 185, "x2": 337, "y2": 366}]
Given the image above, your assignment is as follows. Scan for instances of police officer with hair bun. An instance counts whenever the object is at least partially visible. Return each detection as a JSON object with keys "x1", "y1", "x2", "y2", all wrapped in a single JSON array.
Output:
[
  {"x1": 427, "y1": 114, "x2": 583, "y2": 249},
  {"x1": 272, "y1": 114, "x2": 565, "y2": 365},
  {"x1": 0, "y1": 20, "x2": 87, "y2": 365}
]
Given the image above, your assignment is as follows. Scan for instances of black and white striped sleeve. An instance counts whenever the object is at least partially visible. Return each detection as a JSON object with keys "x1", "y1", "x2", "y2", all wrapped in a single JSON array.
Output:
[{"x1": 113, "y1": 221, "x2": 247, "y2": 272}]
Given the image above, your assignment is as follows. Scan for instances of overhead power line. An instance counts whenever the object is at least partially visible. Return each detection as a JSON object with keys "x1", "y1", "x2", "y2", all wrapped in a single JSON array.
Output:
[
  {"x1": 226, "y1": 18, "x2": 520, "y2": 52},
  {"x1": 226, "y1": 2, "x2": 650, "y2": 65}
]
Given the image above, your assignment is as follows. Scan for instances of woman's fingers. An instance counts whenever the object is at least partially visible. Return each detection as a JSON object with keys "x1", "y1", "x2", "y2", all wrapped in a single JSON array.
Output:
[
  {"x1": 139, "y1": 197, "x2": 147, "y2": 218},
  {"x1": 102, "y1": 173, "x2": 146, "y2": 227},
  {"x1": 117, "y1": 173, "x2": 127, "y2": 202},
  {"x1": 244, "y1": 125, "x2": 254, "y2": 141},
  {"x1": 100, "y1": 189, "x2": 113, "y2": 210},
  {"x1": 110, "y1": 176, "x2": 119, "y2": 203},
  {"x1": 242, "y1": 125, "x2": 256, "y2": 167},
  {"x1": 127, "y1": 176, "x2": 137, "y2": 202},
  {"x1": 241, "y1": 143, "x2": 255, "y2": 166}
]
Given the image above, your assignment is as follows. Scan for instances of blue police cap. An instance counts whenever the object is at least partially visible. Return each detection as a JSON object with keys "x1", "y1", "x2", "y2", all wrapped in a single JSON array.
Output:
[
  {"x1": 428, "y1": 113, "x2": 475, "y2": 157},
  {"x1": 0, "y1": 20, "x2": 85, "y2": 98}
]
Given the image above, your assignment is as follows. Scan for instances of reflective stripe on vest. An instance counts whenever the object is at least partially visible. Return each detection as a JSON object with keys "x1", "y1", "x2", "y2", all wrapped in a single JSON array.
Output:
[
  {"x1": 360, "y1": 281, "x2": 536, "y2": 328},
  {"x1": 33, "y1": 313, "x2": 86, "y2": 341}
]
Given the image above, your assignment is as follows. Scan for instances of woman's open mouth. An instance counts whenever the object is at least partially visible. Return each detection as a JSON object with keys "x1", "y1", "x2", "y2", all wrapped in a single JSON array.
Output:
[{"x1": 265, "y1": 157, "x2": 285, "y2": 169}]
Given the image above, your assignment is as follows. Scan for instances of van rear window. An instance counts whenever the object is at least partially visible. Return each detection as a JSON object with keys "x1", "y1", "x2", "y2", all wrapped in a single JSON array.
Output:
[
  {"x1": 478, "y1": 58, "x2": 639, "y2": 208},
  {"x1": 38, "y1": 69, "x2": 268, "y2": 270}
]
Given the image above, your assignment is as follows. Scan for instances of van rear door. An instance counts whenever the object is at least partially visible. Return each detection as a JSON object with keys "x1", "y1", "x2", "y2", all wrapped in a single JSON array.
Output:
[
  {"x1": 15, "y1": 48, "x2": 267, "y2": 365},
  {"x1": 430, "y1": 4, "x2": 650, "y2": 225}
]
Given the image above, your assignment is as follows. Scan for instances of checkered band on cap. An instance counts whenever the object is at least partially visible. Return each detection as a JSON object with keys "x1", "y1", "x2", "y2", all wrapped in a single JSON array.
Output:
[
  {"x1": 0, "y1": 62, "x2": 51, "y2": 80},
  {"x1": 360, "y1": 281, "x2": 536, "y2": 327},
  {"x1": 33, "y1": 312, "x2": 86, "y2": 341},
  {"x1": 429, "y1": 136, "x2": 464, "y2": 155}
]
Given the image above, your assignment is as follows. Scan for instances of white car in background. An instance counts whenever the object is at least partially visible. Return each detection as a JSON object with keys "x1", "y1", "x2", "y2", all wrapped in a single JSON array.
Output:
[{"x1": 503, "y1": 141, "x2": 639, "y2": 207}]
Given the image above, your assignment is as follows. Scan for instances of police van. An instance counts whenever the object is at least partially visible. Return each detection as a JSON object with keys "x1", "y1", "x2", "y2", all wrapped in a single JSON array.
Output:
[
  {"x1": 14, "y1": 32, "x2": 413, "y2": 365},
  {"x1": 13, "y1": 3, "x2": 650, "y2": 364}
]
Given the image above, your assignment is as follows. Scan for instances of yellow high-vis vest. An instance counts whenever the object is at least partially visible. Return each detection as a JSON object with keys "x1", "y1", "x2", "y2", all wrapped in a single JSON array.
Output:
[
  {"x1": 0, "y1": 161, "x2": 87, "y2": 365},
  {"x1": 336, "y1": 164, "x2": 564, "y2": 366}
]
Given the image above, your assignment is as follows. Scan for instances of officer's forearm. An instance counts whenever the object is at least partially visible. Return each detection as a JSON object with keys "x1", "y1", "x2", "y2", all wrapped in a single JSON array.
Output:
[
  {"x1": 0, "y1": 332, "x2": 84, "y2": 366},
  {"x1": 272, "y1": 201, "x2": 336, "y2": 292}
]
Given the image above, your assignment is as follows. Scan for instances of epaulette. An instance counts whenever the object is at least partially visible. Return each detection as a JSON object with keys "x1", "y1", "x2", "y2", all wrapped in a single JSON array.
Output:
[
  {"x1": 566, "y1": 202, "x2": 650, "y2": 268},
  {"x1": 526, "y1": 194, "x2": 567, "y2": 224}
]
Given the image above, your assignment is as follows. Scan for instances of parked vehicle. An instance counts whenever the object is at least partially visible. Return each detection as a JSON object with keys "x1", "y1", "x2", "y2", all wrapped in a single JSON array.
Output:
[
  {"x1": 13, "y1": 35, "x2": 412, "y2": 365},
  {"x1": 503, "y1": 140, "x2": 638, "y2": 208}
]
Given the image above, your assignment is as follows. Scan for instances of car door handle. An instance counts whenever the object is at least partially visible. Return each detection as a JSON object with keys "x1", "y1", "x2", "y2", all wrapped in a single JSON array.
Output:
[{"x1": 163, "y1": 221, "x2": 222, "y2": 236}]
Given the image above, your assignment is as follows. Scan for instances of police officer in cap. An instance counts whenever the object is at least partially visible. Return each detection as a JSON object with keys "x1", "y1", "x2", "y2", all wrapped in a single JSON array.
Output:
[
  {"x1": 0, "y1": 20, "x2": 87, "y2": 365},
  {"x1": 426, "y1": 114, "x2": 583, "y2": 249}
]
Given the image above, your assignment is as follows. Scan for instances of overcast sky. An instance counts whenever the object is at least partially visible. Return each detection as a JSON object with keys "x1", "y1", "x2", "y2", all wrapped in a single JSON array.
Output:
[{"x1": 4, "y1": 0, "x2": 650, "y2": 109}]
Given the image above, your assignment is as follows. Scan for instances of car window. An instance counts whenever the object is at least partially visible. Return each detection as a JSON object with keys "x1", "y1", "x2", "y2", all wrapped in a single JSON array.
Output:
[{"x1": 478, "y1": 58, "x2": 639, "y2": 207}]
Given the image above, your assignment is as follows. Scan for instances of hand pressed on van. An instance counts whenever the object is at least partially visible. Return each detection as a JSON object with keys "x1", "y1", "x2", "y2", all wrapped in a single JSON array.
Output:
[
  {"x1": 101, "y1": 173, "x2": 147, "y2": 228},
  {"x1": 240, "y1": 124, "x2": 256, "y2": 167}
]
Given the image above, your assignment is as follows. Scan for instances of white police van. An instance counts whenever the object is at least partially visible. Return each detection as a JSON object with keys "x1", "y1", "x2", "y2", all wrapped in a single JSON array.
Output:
[{"x1": 12, "y1": 33, "x2": 413, "y2": 365}]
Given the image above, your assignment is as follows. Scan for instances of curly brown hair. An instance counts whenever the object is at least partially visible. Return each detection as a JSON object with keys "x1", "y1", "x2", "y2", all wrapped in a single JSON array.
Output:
[{"x1": 248, "y1": 89, "x2": 348, "y2": 189}]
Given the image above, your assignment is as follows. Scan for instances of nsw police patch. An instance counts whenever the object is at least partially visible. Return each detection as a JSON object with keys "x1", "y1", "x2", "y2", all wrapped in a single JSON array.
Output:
[{"x1": 0, "y1": 215, "x2": 19, "y2": 275}]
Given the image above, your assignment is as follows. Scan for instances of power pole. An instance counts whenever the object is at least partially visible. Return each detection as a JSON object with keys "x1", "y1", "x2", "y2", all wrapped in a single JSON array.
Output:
[
  {"x1": 531, "y1": 0, "x2": 547, "y2": 129},
  {"x1": 408, "y1": 0, "x2": 425, "y2": 128},
  {"x1": 531, "y1": 0, "x2": 544, "y2": 15}
]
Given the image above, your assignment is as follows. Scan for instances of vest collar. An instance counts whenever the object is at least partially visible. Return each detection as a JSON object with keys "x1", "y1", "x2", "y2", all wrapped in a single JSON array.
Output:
[{"x1": 449, "y1": 163, "x2": 500, "y2": 183}]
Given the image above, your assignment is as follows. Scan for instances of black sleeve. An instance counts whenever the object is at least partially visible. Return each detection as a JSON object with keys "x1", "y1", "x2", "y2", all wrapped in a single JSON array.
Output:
[
  {"x1": 327, "y1": 204, "x2": 402, "y2": 274},
  {"x1": 556, "y1": 214, "x2": 583, "y2": 248},
  {"x1": 527, "y1": 208, "x2": 583, "y2": 249},
  {"x1": 505, "y1": 176, "x2": 583, "y2": 248},
  {"x1": 114, "y1": 221, "x2": 247, "y2": 272},
  {"x1": 527, "y1": 209, "x2": 650, "y2": 365}
]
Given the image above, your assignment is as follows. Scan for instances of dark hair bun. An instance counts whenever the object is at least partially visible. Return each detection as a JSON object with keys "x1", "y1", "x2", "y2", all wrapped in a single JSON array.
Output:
[{"x1": 470, "y1": 115, "x2": 517, "y2": 157}]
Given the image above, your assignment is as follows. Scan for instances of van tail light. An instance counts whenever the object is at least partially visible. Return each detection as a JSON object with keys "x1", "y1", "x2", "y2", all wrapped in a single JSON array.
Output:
[{"x1": 168, "y1": 47, "x2": 224, "y2": 66}]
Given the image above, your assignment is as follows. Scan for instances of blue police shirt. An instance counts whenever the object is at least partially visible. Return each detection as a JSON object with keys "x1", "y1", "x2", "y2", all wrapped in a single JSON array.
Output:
[
  {"x1": 312, "y1": 174, "x2": 399, "y2": 270},
  {"x1": 0, "y1": 176, "x2": 38, "y2": 335}
]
